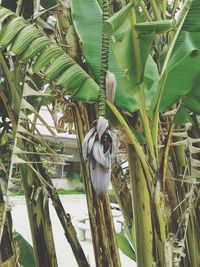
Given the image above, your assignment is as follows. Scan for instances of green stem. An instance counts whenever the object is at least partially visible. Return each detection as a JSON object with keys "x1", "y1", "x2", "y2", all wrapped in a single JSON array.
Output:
[
  {"x1": 98, "y1": 0, "x2": 110, "y2": 117},
  {"x1": 161, "y1": 123, "x2": 175, "y2": 189},
  {"x1": 106, "y1": 100, "x2": 154, "y2": 193},
  {"x1": 171, "y1": 0, "x2": 179, "y2": 19},
  {"x1": 130, "y1": 2, "x2": 157, "y2": 170},
  {"x1": 139, "y1": 1, "x2": 152, "y2": 22},
  {"x1": 162, "y1": 0, "x2": 167, "y2": 19},
  {"x1": 128, "y1": 145, "x2": 155, "y2": 267},
  {"x1": 149, "y1": 0, "x2": 162, "y2": 20}
]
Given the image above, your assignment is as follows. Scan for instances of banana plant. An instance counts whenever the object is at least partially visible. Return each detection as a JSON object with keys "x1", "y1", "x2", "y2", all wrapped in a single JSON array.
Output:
[
  {"x1": 72, "y1": 0, "x2": 200, "y2": 266},
  {"x1": 0, "y1": 1, "x2": 121, "y2": 266},
  {"x1": 0, "y1": 1, "x2": 200, "y2": 267}
]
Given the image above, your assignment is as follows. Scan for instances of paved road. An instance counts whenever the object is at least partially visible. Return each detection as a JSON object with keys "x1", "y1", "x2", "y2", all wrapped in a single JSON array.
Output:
[{"x1": 10, "y1": 195, "x2": 135, "y2": 267}]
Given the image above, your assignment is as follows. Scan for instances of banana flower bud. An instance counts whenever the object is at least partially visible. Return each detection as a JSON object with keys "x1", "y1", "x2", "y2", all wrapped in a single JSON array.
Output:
[
  {"x1": 82, "y1": 116, "x2": 116, "y2": 194},
  {"x1": 106, "y1": 71, "x2": 117, "y2": 104}
]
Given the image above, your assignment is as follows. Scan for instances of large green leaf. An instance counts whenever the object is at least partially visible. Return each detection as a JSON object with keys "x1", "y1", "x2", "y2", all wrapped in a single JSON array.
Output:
[
  {"x1": 159, "y1": 32, "x2": 200, "y2": 111},
  {"x1": 44, "y1": 54, "x2": 75, "y2": 80},
  {"x1": 0, "y1": 6, "x2": 99, "y2": 103},
  {"x1": 71, "y1": 0, "x2": 159, "y2": 112},
  {"x1": 71, "y1": 0, "x2": 140, "y2": 112},
  {"x1": 112, "y1": 28, "x2": 158, "y2": 95},
  {"x1": 153, "y1": 0, "x2": 200, "y2": 113},
  {"x1": 173, "y1": 106, "x2": 192, "y2": 125}
]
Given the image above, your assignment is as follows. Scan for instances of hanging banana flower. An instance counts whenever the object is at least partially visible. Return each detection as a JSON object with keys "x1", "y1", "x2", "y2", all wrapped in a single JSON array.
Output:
[
  {"x1": 82, "y1": 0, "x2": 117, "y2": 194},
  {"x1": 82, "y1": 71, "x2": 117, "y2": 194},
  {"x1": 82, "y1": 116, "x2": 116, "y2": 194}
]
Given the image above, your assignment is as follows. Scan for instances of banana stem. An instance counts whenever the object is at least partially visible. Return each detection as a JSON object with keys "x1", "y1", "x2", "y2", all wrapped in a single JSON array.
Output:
[
  {"x1": 106, "y1": 99, "x2": 154, "y2": 193},
  {"x1": 139, "y1": 1, "x2": 152, "y2": 22},
  {"x1": 130, "y1": 1, "x2": 157, "y2": 170},
  {"x1": 171, "y1": 0, "x2": 179, "y2": 19},
  {"x1": 162, "y1": 0, "x2": 167, "y2": 19},
  {"x1": 161, "y1": 123, "x2": 175, "y2": 189},
  {"x1": 98, "y1": 0, "x2": 110, "y2": 117},
  {"x1": 149, "y1": 0, "x2": 162, "y2": 20}
]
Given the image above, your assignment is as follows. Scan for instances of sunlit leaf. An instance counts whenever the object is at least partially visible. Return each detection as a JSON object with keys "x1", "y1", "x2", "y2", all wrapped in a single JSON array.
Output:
[
  {"x1": 33, "y1": 45, "x2": 64, "y2": 72},
  {"x1": 21, "y1": 36, "x2": 51, "y2": 62},
  {"x1": 44, "y1": 54, "x2": 74, "y2": 80},
  {"x1": 0, "y1": 16, "x2": 27, "y2": 48},
  {"x1": 10, "y1": 25, "x2": 43, "y2": 55}
]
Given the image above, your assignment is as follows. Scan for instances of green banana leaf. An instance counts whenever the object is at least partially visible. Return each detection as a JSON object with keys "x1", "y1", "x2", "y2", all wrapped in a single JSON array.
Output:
[
  {"x1": 173, "y1": 106, "x2": 192, "y2": 125},
  {"x1": 173, "y1": 79, "x2": 200, "y2": 125},
  {"x1": 152, "y1": 0, "x2": 200, "y2": 114},
  {"x1": 134, "y1": 20, "x2": 174, "y2": 34},
  {"x1": 0, "y1": 6, "x2": 99, "y2": 103},
  {"x1": 71, "y1": 0, "x2": 141, "y2": 112},
  {"x1": 71, "y1": 0, "x2": 159, "y2": 112},
  {"x1": 108, "y1": 8, "x2": 171, "y2": 96},
  {"x1": 13, "y1": 231, "x2": 36, "y2": 267}
]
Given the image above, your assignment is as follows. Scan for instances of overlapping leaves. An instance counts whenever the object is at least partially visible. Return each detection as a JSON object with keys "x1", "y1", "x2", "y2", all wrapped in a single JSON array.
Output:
[
  {"x1": 72, "y1": 0, "x2": 142, "y2": 112},
  {"x1": 0, "y1": 6, "x2": 99, "y2": 103},
  {"x1": 152, "y1": 0, "x2": 200, "y2": 118},
  {"x1": 71, "y1": 0, "x2": 163, "y2": 112}
]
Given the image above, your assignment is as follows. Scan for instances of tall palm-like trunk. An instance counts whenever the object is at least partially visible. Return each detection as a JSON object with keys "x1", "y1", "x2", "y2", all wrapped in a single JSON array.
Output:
[
  {"x1": 20, "y1": 162, "x2": 58, "y2": 267},
  {"x1": 73, "y1": 103, "x2": 121, "y2": 267}
]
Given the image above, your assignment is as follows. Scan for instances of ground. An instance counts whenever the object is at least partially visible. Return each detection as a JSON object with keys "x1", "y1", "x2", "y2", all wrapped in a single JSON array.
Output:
[{"x1": 11, "y1": 195, "x2": 136, "y2": 267}]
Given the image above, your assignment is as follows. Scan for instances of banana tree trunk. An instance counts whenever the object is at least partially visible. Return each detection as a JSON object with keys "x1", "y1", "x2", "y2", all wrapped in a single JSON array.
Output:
[
  {"x1": 0, "y1": 185, "x2": 16, "y2": 266},
  {"x1": 111, "y1": 159, "x2": 133, "y2": 231},
  {"x1": 73, "y1": 103, "x2": 121, "y2": 267},
  {"x1": 34, "y1": 154, "x2": 90, "y2": 267},
  {"x1": 20, "y1": 163, "x2": 58, "y2": 267},
  {"x1": 128, "y1": 145, "x2": 155, "y2": 267}
]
